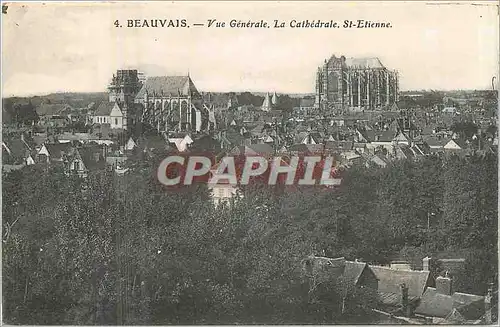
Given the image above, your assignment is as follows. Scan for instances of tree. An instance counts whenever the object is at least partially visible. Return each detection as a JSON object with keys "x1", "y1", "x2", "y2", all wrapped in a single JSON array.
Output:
[{"x1": 450, "y1": 121, "x2": 479, "y2": 140}]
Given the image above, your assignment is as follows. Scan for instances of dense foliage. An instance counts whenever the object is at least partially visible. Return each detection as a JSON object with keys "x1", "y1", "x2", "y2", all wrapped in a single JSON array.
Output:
[{"x1": 3, "y1": 153, "x2": 497, "y2": 324}]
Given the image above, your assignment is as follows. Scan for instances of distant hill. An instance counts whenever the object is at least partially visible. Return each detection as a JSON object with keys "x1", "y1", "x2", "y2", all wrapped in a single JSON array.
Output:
[
  {"x1": 2, "y1": 92, "x2": 108, "y2": 125},
  {"x1": 3, "y1": 92, "x2": 108, "y2": 109}
]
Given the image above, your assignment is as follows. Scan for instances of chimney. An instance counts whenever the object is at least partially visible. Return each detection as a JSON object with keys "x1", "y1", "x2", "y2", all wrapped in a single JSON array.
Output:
[
  {"x1": 436, "y1": 273, "x2": 453, "y2": 295},
  {"x1": 400, "y1": 283, "x2": 410, "y2": 317},
  {"x1": 423, "y1": 256, "x2": 431, "y2": 272},
  {"x1": 485, "y1": 284, "x2": 493, "y2": 324}
]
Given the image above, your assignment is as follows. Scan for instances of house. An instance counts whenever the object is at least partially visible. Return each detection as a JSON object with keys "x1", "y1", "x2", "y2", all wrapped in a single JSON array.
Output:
[
  {"x1": 342, "y1": 260, "x2": 379, "y2": 290},
  {"x1": 138, "y1": 135, "x2": 173, "y2": 156},
  {"x1": 35, "y1": 103, "x2": 73, "y2": 128},
  {"x1": 298, "y1": 98, "x2": 316, "y2": 115},
  {"x1": 167, "y1": 133, "x2": 193, "y2": 152},
  {"x1": 57, "y1": 132, "x2": 91, "y2": 144},
  {"x1": 89, "y1": 125, "x2": 119, "y2": 145},
  {"x1": 414, "y1": 274, "x2": 487, "y2": 324},
  {"x1": 301, "y1": 132, "x2": 323, "y2": 145},
  {"x1": 302, "y1": 255, "x2": 347, "y2": 280},
  {"x1": 209, "y1": 180, "x2": 240, "y2": 206},
  {"x1": 442, "y1": 107, "x2": 459, "y2": 115},
  {"x1": 287, "y1": 143, "x2": 311, "y2": 156},
  {"x1": 411, "y1": 140, "x2": 431, "y2": 156},
  {"x1": 66, "y1": 145, "x2": 107, "y2": 177},
  {"x1": 229, "y1": 143, "x2": 274, "y2": 157},
  {"x1": 422, "y1": 135, "x2": 450, "y2": 152},
  {"x1": 208, "y1": 160, "x2": 241, "y2": 206},
  {"x1": 444, "y1": 139, "x2": 466, "y2": 150},
  {"x1": 106, "y1": 149, "x2": 128, "y2": 169},
  {"x1": 2, "y1": 134, "x2": 36, "y2": 166},
  {"x1": 37, "y1": 143, "x2": 75, "y2": 164},
  {"x1": 324, "y1": 141, "x2": 354, "y2": 154},
  {"x1": 65, "y1": 148, "x2": 87, "y2": 177},
  {"x1": 357, "y1": 129, "x2": 396, "y2": 153},
  {"x1": 301, "y1": 256, "x2": 379, "y2": 314},
  {"x1": 370, "y1": 265, "x2": 432, "y2": 312},
  {"x1": 189, "y1": 134, "x2": 222, "y2": 153},
  {"x1": 218, "y1": 130, "x2": 247, "y2": 150},
  {"x1": 36, "y1": 103, "x2": 71, "y2": 118},
  {"x1": 394, "y1": 144, "x2": 415, "y2": 160},
  {"x1": 392, "y1": 131, "x2": 410, "y2": 145},
  {"x1": 364, "y1": 153, "x2": 389, "y2": 168},
  {"x1": 93, "y1": 102, "x2": 125, "y2": 129},
  {"x1": 124, "y1": 137, "x2": 137, "y2": 151},
  {"x1": 340, "y1": 151, "x2": 362, "y2": 167}
]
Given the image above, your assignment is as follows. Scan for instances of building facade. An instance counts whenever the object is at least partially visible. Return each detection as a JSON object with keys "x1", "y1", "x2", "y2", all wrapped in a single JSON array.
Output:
[
  {"x1": 134, "y1": 75, "x2": 209, "y2": 132},
  {"x1": 93, "y1": 102, "x2": 125, "y2": 129},
  {"x1": 315, "y1": 55, "x2": 399, "y2": 114}
]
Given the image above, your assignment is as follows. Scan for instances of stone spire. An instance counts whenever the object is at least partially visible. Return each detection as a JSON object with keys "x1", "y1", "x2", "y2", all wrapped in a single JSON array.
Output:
[
  {"x1": 261, "y1": 92, "x2": 272, "y2": 112},
  {"x1": 272, "y1": 91, "x2": 278, "y2": 106}
]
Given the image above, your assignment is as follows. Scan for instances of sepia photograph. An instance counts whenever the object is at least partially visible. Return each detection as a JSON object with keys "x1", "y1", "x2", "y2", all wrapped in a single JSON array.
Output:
[{"x1": 1, "y1": 1, "x2": 499, "y2": 325}]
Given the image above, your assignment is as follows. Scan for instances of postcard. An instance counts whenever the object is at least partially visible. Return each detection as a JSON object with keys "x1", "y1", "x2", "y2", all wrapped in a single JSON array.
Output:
[{"x1": 2, "y1": 1, "x2": 498, "y2": 325}]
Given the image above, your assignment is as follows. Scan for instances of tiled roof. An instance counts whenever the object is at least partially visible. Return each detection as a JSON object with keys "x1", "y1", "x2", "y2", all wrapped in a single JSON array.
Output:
[
  {"x1": 422, "y1": 135, "x2": 450, "y2": 147},
  {"x1": 415, "y1": 287, "x2": 484, "y2": 319},
  {"x1": 288, "y1": 143, "x2": 310, "y2": 154},
  {"x1": 77, "y1": 146, "x2": 106, "y2": 171},
  {"x1": 300, "y1": 98, "x2": 315, "y2": 107},
  {"x1": 44, "y1": 143, "x2": 75, "y2": 160},
  {"x1": 325, "y1": 141, "x2": 353, "y2": 151},
  {"x1": 377, "y1": 290, "x2": 419, "y2": 306},
  {"x1": 302, "y1": 256, "x2": 347, "y2": 279},
  {"x1": 36, "y1": 104, "x2": 69, "y2": 116},
  {"x1": 370, "y1": 265, "x2": 431, "y2": 298},
  {"x1": 138, "y1": 135, "x2": 171, "y2": 152},
  {"x1": 58, "y1": 132, "x2": 91, "y2": 142},
  {"x1": 445, "y1": 138, "x2": 467, "y2": 149},
  {"x1": 33, "y1": 134, "x2": 48, "y2": 146},
  {"x1": 248, "y1": 143, "x2": 274, "y2": 155},
  {"x1": 221, "y1": 130, "x2": 244, "y2": 146},
  {"x1": 94, "y1": 102, "x2": 120, "y2": 116},
  {"x1": 345, "y1": 57, "x2": 385, "y2": 69},
  {"x1": 135, "y1": 76, "x2": 200, "y2": 99},
  {"x1": 364, "y1": 130, "x2": 396, "y2": 143},
  {"x1": 305, "y1": 144, "x2": 325, "y2": 155},
  {"x1": 343, "y1": 261, "x2": 367, "y2": 285},
  {"x1": 396, "y1": 144, "x2": 415, "y2": 159},
  {"x1": 3, "y1": 140, "x2": 31, "y2": 164},
  {"x1": 229, "y1": 143, "x2": 274, "y2": 156},
  {"x1": 189, "y1": 135, "x2": 222, "y2": 152}
]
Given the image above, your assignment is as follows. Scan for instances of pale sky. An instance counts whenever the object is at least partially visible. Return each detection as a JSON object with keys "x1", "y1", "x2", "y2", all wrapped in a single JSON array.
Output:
[{"x1": 2, "y1": 1, "x2": 499, "y2": 96}]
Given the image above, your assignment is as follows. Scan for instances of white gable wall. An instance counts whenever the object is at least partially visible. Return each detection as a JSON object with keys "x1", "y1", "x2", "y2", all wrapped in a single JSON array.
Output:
[{"x1": 444, "y1": 140, "x2": 462, "y2": 149}]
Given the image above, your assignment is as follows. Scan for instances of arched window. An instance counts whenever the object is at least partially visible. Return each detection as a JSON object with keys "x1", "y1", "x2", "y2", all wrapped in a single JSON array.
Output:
[{"x1": 180, "y1": 101, "x2": 188, "y2": 123}]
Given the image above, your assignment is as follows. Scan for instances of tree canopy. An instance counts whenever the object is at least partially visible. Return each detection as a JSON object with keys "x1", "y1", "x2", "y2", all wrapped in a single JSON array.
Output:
[{"x1": 3, "y1": 152, "x2": 497, "y2": 324}]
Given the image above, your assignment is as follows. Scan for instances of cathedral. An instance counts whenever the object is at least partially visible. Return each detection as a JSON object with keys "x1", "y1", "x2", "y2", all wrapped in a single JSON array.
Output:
[
  {"x1": 134, "y1": 75, "x2": 211, "y2": 132},
  {"x1": 315, "y1": 55, "x2": 399, "y2": 113}
]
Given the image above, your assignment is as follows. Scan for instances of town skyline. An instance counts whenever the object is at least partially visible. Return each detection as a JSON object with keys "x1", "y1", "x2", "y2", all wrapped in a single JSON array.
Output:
[
  {"x1": 3, "y1": 63, "x2": 499, "y2": 99},
  {"x1": 2, "y1": 2, "x2": 498, "y2": 97}
]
